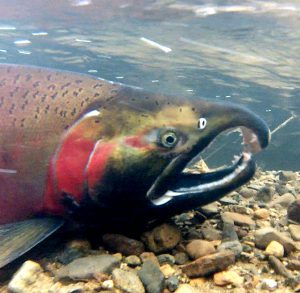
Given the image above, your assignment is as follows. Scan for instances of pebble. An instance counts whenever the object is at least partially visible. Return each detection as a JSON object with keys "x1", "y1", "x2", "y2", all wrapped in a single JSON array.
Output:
[
  {"x1": 287, "y1": 259, "x2": 300, "y2": 270},
  {"x1": 269, "y1": 193, "x2": 295, "y2": 209},
  {"x1": 157, "y1": 254, "x2": 175, "y2": 265},
  {"x1": 255, "y1": 227, "x2": 297, "y2": 254},
  {"x1": 125, "y1": 255, "x2": 141, "y2": 267},
  {"x1": 279, "y1": 171, "x2": 297, "y2": 182},
  {"x1": 213, "y1": 270, "x2": 244, "y2": 287},
  {"x1": 56, "y1": 255, "x2": 120, "y2": 280},
  {"x1": 256, "y1": 186, "x2": 275, "y2": 202},
  {"x1": 201, "y1": 226, "x2": 222, "y2": 241},
  {"x1": 138, "y1": 260, "x2": 165, "y2": 293},
  {"x1": 222, "y1": 212, "x2": 255, "y2": 227},
  {"x1": 142, "y1": 224, "x2": 181, "y2": 253},
  {"x1": 288, "y1": 199, "x2": 300, "y2": 223},
  {"x1": 160, "y1": 263, "x2": 176, "y2": 278},
  {"x1": 217, "y1": 240, "x2": 243, "y2": 257},
  {"x1": 265, "y1": 241, "x2": 284, "y2": 258},
  {"x1": 289, "y1": 224, "x2": 300, "y2": 241},
  {"x1": 261, "y1": 278, "x2": 278, "y2": 291},
  {"x1": 8, "y1": 260, "x2": 52, "y2": 293},
  {"x1": 238, "y1": 187, "x2": 256, "y2": 199},
  {"x1": 181, "y1": 250, "x2": 235, "y2": 277},
  {"x1": 175, "y1": 284, "x2": 200, "y2": 293},
  {"x1": 268, "y1": 255, "x2": 293, "y2": 278},
  {"x1": 174, "y1": 252, "x2": 189, "y2": 265},
  {"x1": 165, "y1": 275, "x2": 180, "y2": 292},
  {"x1": 186, "y1": 240, "x2": 216, "y2": 260},
  {"x1": 140, "y1": 252, "x2": 160, "y2": 265},
  {"x1": 199, "y1": 202, "x2": 219, "y2": 216},
  {"x1": 102, "y1": 233, "x2": 145, "y2": 256},
  {"x1": 112, "y1": 268, "x2": 145, "y2": 293},
  {"x1": 254, "y1": 208, "x2": 269, "y2": 220}
]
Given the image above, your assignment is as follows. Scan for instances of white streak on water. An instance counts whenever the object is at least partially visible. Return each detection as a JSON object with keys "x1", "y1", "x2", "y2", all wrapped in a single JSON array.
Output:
[{"x1": 140, "y1": 37, "x2": 172, "y2": 53}]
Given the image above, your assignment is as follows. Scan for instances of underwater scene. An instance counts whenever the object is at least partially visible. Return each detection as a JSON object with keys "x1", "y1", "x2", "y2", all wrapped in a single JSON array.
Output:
[{"x1": 0, "y1": 0, "x2": 299, "y2": 292}]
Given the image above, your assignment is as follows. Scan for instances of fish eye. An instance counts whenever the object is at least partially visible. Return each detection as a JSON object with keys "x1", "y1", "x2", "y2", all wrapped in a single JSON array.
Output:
[
  {"x1": 198, "y1": 118, "x2": 207, "y2": 130},
  {"x1": 159, "y1": 130, "x2": 178, "y2": 148}
]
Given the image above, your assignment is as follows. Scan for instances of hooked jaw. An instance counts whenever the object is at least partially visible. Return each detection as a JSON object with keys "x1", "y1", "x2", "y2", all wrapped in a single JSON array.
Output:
[{"x1": 147, "y1": 102, "x2": 271, "y2": 211}]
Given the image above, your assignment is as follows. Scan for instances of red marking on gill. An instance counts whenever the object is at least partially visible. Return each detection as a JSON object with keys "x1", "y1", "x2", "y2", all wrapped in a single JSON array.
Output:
[
  {"x1": 43, "y1": 133, "x2": 96, "y2": 215},
  {"x1": 124, "y1": 135, "x2": 150, "y2": 149}
]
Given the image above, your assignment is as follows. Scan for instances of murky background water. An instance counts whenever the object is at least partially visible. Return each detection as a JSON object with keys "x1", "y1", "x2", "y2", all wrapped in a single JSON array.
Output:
[{"x1": 0, "y1": 0, "x2": 299, "y2": 170}]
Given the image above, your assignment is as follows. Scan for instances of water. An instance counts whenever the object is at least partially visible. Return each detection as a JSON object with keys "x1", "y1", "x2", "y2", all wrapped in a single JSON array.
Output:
[{"x1": 0, "y1": 0, "x2": 299, "y2": 170}]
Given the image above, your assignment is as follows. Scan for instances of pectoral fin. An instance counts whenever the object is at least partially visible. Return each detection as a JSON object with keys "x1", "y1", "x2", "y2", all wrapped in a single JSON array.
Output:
[{"x1": 0, "y1": 217, "x2": 64, "y2": 268}]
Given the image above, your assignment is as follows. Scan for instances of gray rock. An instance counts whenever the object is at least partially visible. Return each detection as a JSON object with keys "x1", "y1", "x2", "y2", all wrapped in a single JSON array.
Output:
[
  {"x1": 268, "y1": 255, "x2": 293, "y2": 278},
  {"x1": 142, "y1": 224, "x2": 181, "y2": 253},
  {"x1": 222, "y1": 222, "x2": 239, "y2": 241},
  {"x1": 255, "y1": 227, "x2": 298, "y2": 254},
  {"x1": 256, "y1": 186, "x2": 275, "y2": 202},
  {"x1": 279, "y1": 171, "x2": 297, "y2": 182},
  {"x1": 201, "y1": 226, "x2": 222, "y2": 241},
  {"x1": 112, "y1": 268, "x2": 145, "y2": 293},
  {"x1": 238, "y1": 187, "x2": 256, "y2": 198},
  {"x1": 174, "y1": 252, "x2": 189, "y2": 265},
  {"x1": 289, "y1": 224, "x2": 300, "y2": 241},
  {"x1": 165, "y1": 275, "x2": 179, "y2": 292},
  {"x1": 199, "y1": 202, "x2": 219, "y2": 216},
  {"x1": 138, "y1": 260, "x2": 165, "y2": 293},
  {"x1": 219, "y1": 196, "x2": 238, "y2": 205},
  {"x1": 217, "y1": 240, "x2": 243, "y2": 257},
  {"x1": 157, "y1": 254, "x2": 175, "y2": 265},
  {"x1": 56, "y1": 254, "x2": 120, "y2": 280},
  {"x1": 288, "y1": 199, "x2": 300, "y2": 223},
  {"x1": 102, "y1": 234, "x2": 145, "y2": 256}
]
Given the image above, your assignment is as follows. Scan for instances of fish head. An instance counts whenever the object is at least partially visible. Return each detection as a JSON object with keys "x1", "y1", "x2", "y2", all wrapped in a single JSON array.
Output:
[{"x1": 77, "y1": 87, "x2": 270, "y2": 220}]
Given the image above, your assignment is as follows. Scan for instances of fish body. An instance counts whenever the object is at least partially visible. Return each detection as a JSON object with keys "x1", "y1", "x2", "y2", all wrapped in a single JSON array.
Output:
[{"x1": 0, "y1": 64, "x2": 270, "y2": 267}]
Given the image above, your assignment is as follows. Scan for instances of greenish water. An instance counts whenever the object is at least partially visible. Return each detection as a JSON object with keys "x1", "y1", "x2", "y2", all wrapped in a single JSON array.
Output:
[{"x1": 0, "y1": 0, "x2": 299, "y2": 170}]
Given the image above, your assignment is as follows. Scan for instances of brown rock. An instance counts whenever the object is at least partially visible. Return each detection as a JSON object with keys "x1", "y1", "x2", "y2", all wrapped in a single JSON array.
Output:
[
  {"x1": 213, "y1": 270, "x2": 244, "y2": 287},
  {"x1": 181, "y1": 250, "x2": 235, "y2": 278},
  {"x1": 175, "y1": 284, "x2": 200, "y2": 293},
  {"x1": 255, "y1": 227, "x2": 298, "y2": 254},
  {"x1": 222, "y1": 212, "x2": 255, "y2": 227},
  {"x1": 265, "y1": 241, "x2": 284, "y2": 258},
  {"x1": 254, "y1": 208, "x2": 269, "y2": 220},
  {"x1": 186, "y1": 240, "x2": 216, "y2": 260},
  {"x1": 142, "y1": 224, "x2": 181, "y2": 253},
  {"x1": 268, "y1": 255, "x2": 293, "y2": 278},
  {"x1": 288, "y1": 199, "x2": 300, "y2": 223},
  {"x1": 279, "y1": 170, "x2": 297, "y2": 182},
  {"x1": 140, "y1": 252, "x2": 160, "y2": 266},
  {"x1": 287, "y1": 259, "x2": 300, "y2": 271},
  {"x1": 289, "y1": 224, "x2": 300, "y2": 241},
  {"x1": 102, "y1": 234, "x2": 145, "y2": 256},
  {"x1": 269, "y1": 193, "x2": 295, "y2": 209},
  {"x1": 238, "y1": 187, "x2": 256, "y2": 199}
]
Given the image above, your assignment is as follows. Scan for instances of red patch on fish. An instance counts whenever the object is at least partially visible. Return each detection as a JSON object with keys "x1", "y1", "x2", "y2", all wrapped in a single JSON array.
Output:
[
  {"x1": 43, "y1": 134, "x2": 96, "y2": 214},
  {"x1": 86, "y1": 142, "x2": 116, "y2": 196},
  {"x1": 124, "y1": 135, "x2": 150, "y2": 149}
]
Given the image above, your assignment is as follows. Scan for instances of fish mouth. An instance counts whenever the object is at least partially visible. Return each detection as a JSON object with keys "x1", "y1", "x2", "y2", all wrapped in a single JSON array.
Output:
[{"x1": 147, "y1": 126, "x2": 269, "y2": 207}]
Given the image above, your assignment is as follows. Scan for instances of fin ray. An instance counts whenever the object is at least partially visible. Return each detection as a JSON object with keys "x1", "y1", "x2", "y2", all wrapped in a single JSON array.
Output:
[{"x1": 0, "y1": 217, "x2": 64, "y2": 268}]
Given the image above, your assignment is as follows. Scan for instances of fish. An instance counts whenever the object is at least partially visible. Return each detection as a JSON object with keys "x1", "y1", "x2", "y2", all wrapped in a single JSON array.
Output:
[{"x1": 0, "y1": 64, "x2": 270, "y2": 268}]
